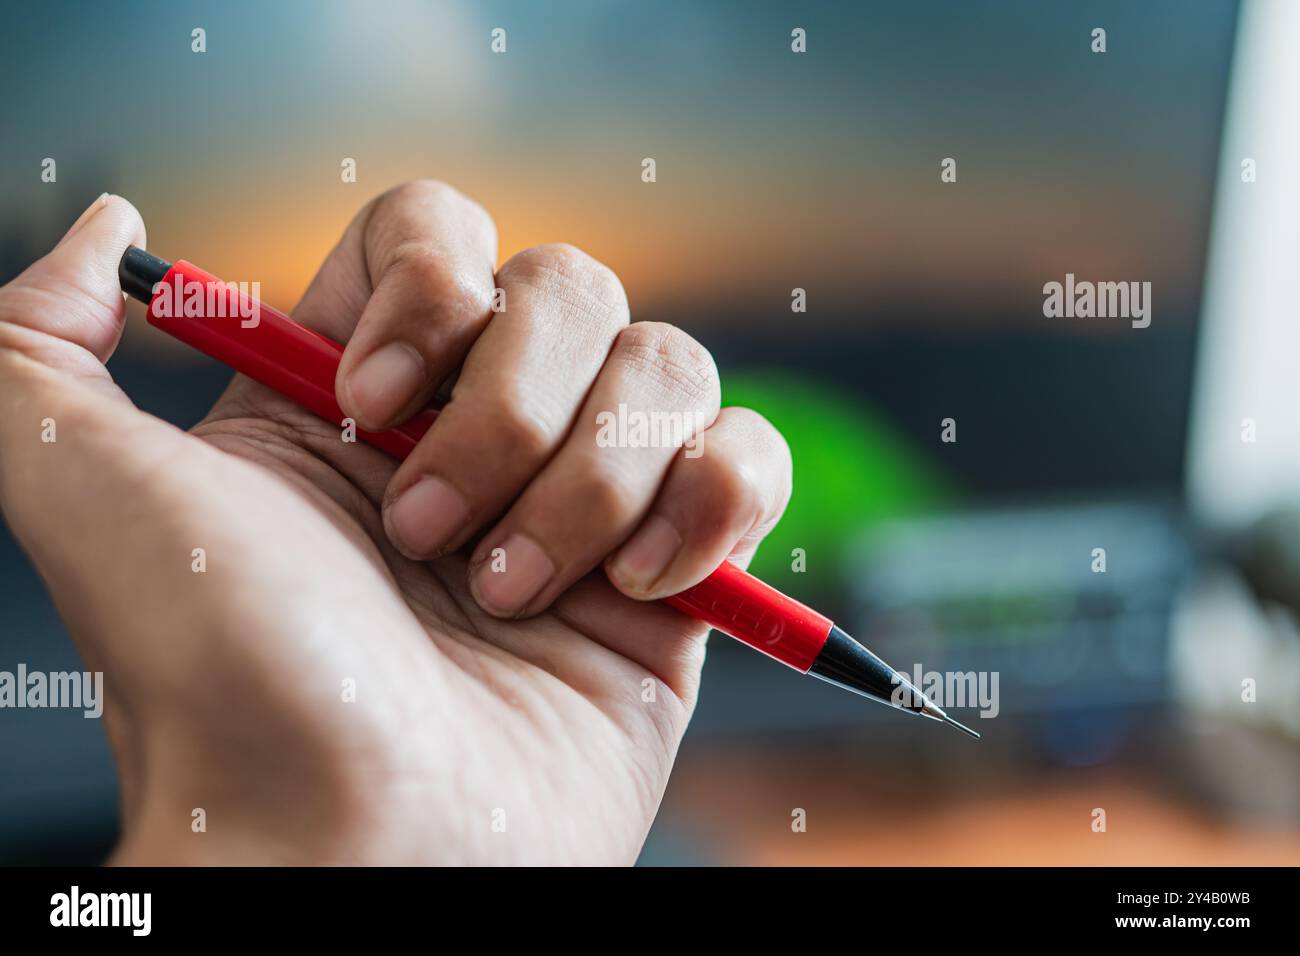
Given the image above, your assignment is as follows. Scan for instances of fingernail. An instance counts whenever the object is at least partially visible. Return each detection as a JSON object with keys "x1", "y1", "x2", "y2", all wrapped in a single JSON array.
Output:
[
  {"x1": 345, "y1": 342, "x2": 426, "y2": 430},
  {"x1": 57, "y1": 193, "x2": 109, "y2": 246},
  {"x1": 471, "y1": 533, "x2": 555, "y2": 616},
  {"x1": 608, "y1": 515, "x2": 682, "y2": 595},
  {"x1": 385, "y1": 476, "x2": 471, "y2": 558}
]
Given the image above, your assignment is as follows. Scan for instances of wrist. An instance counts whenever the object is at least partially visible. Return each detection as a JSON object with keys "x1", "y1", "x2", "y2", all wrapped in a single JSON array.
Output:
[{"x1": 111, "y1": 727, "x2": 394, "y2": 865}]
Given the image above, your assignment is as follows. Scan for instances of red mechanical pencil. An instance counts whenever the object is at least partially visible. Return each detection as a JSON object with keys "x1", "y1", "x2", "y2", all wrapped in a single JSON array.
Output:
[{"x1": 119, "y1": 246, "x2": 978, "y2": 738}]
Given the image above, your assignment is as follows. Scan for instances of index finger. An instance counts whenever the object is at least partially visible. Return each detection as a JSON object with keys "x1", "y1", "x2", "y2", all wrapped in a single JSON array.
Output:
[{"x1": 293, "y1": 180, "x2": 499, "y2": 431}]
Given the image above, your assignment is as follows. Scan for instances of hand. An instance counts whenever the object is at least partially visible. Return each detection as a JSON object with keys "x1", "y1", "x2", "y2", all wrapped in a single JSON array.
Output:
[{"x1": 0, "y1": 184, "x2": 791, "y2": 864}]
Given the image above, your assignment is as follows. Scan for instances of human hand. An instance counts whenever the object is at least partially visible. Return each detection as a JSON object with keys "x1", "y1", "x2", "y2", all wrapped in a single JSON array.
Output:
[{"x1": 0, "y1": 184, "x2": 791, "y2": 864}]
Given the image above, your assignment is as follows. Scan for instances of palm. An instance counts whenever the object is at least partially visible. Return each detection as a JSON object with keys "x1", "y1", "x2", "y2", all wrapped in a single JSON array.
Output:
[{"x1": 170, "y1": 374, "x2": 703, "y2": 863}]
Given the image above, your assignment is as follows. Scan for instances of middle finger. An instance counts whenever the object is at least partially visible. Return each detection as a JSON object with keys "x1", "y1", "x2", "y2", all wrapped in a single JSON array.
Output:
[{"x1": 381, "y1": 243, "x2": 630, "y2": 560}]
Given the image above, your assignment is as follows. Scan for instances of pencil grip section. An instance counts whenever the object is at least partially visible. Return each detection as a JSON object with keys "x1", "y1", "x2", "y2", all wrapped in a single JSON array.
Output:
[{"x1": 664, "y1": 560, "x2": 831, "y2": 672}]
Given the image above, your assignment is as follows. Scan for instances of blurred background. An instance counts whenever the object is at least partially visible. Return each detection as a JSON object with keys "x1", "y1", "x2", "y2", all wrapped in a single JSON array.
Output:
[{"x1": 3, "y1": 0, "x2": 1300, "y2": 864}]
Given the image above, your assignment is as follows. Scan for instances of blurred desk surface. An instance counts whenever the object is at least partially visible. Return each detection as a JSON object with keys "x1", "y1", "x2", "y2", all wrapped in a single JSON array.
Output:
[{"x1": 653, "y1": 748, "x2": 1300, "y2": 866}]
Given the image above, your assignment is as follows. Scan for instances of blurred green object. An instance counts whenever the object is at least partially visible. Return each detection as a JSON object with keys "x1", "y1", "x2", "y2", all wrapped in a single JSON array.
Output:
[{"x1": 721, "y1": 370, "x2": 954, "y2": 594}]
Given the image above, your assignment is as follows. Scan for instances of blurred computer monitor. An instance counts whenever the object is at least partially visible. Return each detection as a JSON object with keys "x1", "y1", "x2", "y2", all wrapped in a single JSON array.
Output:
[{"x1": 1187, "y1": 0, "x2": 1300, "y2": 531}]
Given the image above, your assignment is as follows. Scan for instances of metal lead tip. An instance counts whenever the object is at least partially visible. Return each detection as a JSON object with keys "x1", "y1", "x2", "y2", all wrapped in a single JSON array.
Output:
[
  {"x1": 913, "y1": 694, "x2": 980, "y2": 738},
  {"x1": 942, "y1": 714, "x2": 981, "y2": 739}
]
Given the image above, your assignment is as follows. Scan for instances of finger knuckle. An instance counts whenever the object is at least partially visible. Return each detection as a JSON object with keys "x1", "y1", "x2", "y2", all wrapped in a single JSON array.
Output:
[
  {"x1": 385, "y1": 243, "x2": 492, "y2": 321},
  {"x1": 385, "y1": 239, "x2": 448, "y2": 283},
  {"x1": 733, "y1": 406, "x2": 792, "y2": 469},
  {"x1": 678, "y1": 445, "x2": 767, "y2": 536},
  {"x1": 478, "y1": 399, "x2": 556, "y2": 462},
  {"x1": 716, "y1": 457, "x2": 770, "y2": 527},
  {"x1": 613, "y1": 323, "x2": 720, "y2": 407},
  {"x1": 378, "y1": 179, "x2": 495, "y2": 243},
  {"x1": 512, "y1": 241, "x2": 593, "y2": 277},
  {"x1": 709, "y1": 412, "x2": 792, "y2": 529},
  {"x1": 501, "y1": 243, "x2": 629, "y2": 321},
  {"x1": 382, "y1": 178, "x2": 462, "y2": 212},
  {"x1": 390, "y1": 245, "x2": 461, "y2": 303},
  {"x1": 739, "y1": 409, "x2": 793, "y2": 511},
  {"x1": 570, "y1": 465, "x2": 640, "y2": 528}
]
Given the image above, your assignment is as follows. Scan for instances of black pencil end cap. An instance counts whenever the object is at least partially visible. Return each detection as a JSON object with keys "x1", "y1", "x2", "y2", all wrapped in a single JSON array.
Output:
[{"x1": 118, "y1": 246, "x2": 172, "y2": 304}]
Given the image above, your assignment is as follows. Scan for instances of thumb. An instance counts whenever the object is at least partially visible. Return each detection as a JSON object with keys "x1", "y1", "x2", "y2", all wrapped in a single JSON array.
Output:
[
  {"x1": 0, "y1": 193, "x2": 146, "y2": 362},
  {"x1": 0, "y1": 192, "x2": 155, "y2": 546}
]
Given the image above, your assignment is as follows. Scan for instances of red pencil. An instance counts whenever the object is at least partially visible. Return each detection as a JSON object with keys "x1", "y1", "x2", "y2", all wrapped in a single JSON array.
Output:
[{"x1": 119, "y1": 246, "x2": 977, "y2": 738}]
